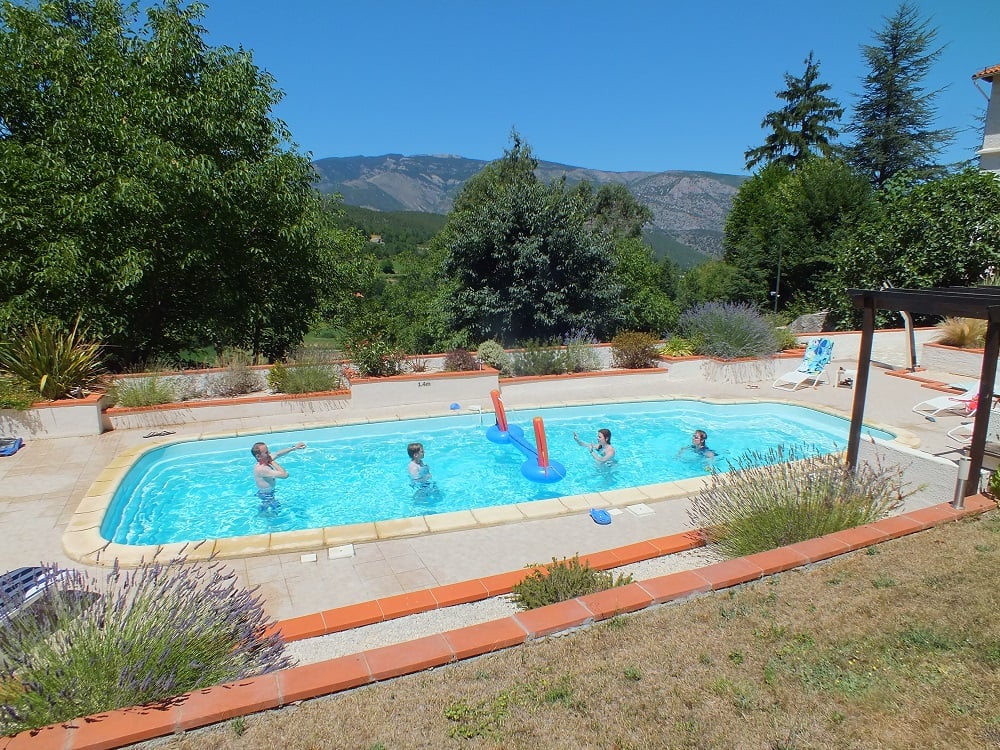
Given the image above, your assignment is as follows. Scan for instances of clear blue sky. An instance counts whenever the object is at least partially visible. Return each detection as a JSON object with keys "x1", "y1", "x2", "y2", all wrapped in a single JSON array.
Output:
[{"x1": 197, "y1": 0, "x2": 996, "y2": 175}]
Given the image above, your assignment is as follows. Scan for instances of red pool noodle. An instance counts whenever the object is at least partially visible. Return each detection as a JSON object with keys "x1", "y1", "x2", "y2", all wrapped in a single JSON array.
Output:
[
  {"x1": 490, "y1": 389, "x2": 508, "y2": 432},
  {"x1": 533, "y1": 416, "x2": 549, "y2": 468}
]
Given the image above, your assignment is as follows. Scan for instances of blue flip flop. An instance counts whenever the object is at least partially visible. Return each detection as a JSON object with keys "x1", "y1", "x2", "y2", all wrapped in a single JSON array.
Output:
[{"x1": 590, "y1": 508, "x2": 612, "y2": 525}]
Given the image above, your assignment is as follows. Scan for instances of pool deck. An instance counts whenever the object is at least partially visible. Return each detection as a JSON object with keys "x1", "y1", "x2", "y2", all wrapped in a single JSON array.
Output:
[
  {"x1": 2, "y1": 356, "x2": 992, "y2": 748},
  {"x1": 0, "y1": 356, "x2": 973, "y2": 623}
]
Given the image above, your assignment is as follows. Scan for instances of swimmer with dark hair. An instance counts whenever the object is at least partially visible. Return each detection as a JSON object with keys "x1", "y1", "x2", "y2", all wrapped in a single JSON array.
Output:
[{"x1": 573, "y1": 428, "x2": 616, "y2": 464}]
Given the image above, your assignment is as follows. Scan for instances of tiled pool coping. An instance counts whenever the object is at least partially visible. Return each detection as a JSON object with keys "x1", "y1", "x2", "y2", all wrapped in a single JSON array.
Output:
[
  {"x1": 60, "y1": 396, "x2": 916, "y2": 567},
  {"x1": 12, "y1": 496, "x2": 992, "y2": 750}
]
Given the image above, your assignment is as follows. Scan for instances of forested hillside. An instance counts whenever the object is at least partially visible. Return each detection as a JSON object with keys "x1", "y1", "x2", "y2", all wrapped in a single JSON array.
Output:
[{"x1": 314, "y1": 154, "x2": 743, "y2": 264}]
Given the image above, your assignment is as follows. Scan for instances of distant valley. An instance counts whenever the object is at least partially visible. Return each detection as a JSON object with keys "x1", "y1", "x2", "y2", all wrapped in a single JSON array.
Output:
[{"x1": 312, "y1": 154, "x2": 746, "y2": 266}]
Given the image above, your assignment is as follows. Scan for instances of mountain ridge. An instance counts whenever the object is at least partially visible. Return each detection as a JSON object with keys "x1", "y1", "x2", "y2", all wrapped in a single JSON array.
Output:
[{"x1": 312, "y1": 154, "x2": 746, "y2": 260}]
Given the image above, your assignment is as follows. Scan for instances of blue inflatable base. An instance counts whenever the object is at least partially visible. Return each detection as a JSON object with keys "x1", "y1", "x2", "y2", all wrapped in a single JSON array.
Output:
[
  {"x1": 521, "y1": 459, "x2": 566, "y2": 483},
  {"x1": 486, "y1": 423, "x2": 524, "y2": 444}
]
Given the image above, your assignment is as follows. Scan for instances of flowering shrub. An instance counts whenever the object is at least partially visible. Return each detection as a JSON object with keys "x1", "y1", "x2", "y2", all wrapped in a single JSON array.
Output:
[
  {"x1": 688, "y1": 447, "x2": 910, "y2": 558},
  {"x1": 344, "y1": 336, "x2": 406, "y2": 378},
  {"x1": 509, "y1": 340, "x2": 567, "y2": 376},
  {"x1": 0, "y1": 558, "x2": 292, "y2": 735},
  {"x1": 677, "y1": 302, "x2": 779, "y2": 360},
  {"x1": 561, "y1": 328, "x2": 601, "y2": 373}
]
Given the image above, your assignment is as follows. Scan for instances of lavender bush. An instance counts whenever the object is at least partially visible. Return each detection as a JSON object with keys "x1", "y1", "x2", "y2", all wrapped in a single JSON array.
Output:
[
  {"x1": 561, "y1": 329, "x2": 601, "y2": 373},
  {"x1": 0, "y1": 558, "x2": 292, "y2": 735},
  {"x1": 677, "y1": 302, "x2": 780, "y2": 360},
  {"x1": 688, "y1": 446, "x2": 911, "y2": 559}
]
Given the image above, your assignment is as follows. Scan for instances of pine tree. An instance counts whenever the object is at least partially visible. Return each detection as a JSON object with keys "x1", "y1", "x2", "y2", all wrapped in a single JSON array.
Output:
[
  {"x1": 846, "y1": 2, "x2": 956, "y2": 188},
  {"x1": 744, "y1": 52, "x2": 844, "y2": 171}
]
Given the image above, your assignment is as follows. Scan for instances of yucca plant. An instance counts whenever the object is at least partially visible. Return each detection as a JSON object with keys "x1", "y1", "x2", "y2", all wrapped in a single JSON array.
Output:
[
  {"x1": 0, "y1": 316, "x2": 105, "y2": 400},
  {"x1": 934, "y1": 317, "x2": 986, "y2": 349}
]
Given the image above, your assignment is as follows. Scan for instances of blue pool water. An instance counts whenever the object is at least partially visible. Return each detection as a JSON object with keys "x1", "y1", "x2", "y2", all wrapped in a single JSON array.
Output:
[{"x1": 101, "y1": 400, "x2": 894, "y2": 546}]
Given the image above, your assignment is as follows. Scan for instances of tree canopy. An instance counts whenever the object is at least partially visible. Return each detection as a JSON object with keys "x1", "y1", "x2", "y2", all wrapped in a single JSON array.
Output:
[
  {"x1": 846, "y1": 2, "x2": 955, "y2": 187},
  {"x1": 0, "y1": 0, "x2": 365, "y2": 365},
  {"x1": 724, "y1": 157, "x2": 874, "y2": 313},
  {"x1": 438, "y1": 134, "x2": 624, "y2": 346},
  {"x1": 744, "y1": 52, "x2": 844, "y2": 172}
]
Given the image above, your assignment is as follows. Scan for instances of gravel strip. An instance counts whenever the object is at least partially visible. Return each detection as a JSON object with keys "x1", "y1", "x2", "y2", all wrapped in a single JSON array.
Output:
[{"x1": 285, "y1": 547, "x2": 718, "y2": 666}]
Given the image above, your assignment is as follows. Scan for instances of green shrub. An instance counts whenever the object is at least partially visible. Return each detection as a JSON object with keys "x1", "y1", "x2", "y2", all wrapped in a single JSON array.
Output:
[
  {"x1": 678, "y1": 302, "x2": 779, "y2": 360},
  {"x1": 773, "y1": 326, "x2": 800, "y2": 351},
  {"x1": 510, "y1": 554, "x2": 633, "y2": 611},
  {"x1": 208, "y1": 349, "x2": 260, "y2": 397},
  {"x1": 266, "y1": 360, "x2": 288, "y2": 392},
  {"x1": 509, "y1": 340, "x2": 567, "y2": 377},
  {"x1": 0, "y1": 376, "x2": 36, "y2": 410},
  {"x1": 108, "y1": 375, "x2": 177, "y2": 407},
  {"x1": 688, "y1": 446, "x2": 912, "y2": 559},
  {"x1": 345, "y1": 336, "x2": 406, "y2": 378},
  {"x1": 0, "y1": 559, "x2": 292, "y2": 735},
  {"x1": 610, "y1": 331, "x2": 660, "y2": 369},
  {"x1": 476, "y1": 340, "x2": 510, "y2": 374},
  {"x1": 0, "y1": 316, "x2": 105, "y2": 400},
  {"x1": 444, "y1": 348, "x2": 478, "y2": 372},
  {"x1": 934, "y1": 317, "x2": 986, "y2": 349},
  {"x1": 658, "y1": 336, "x2": 696, "y2": 357}
]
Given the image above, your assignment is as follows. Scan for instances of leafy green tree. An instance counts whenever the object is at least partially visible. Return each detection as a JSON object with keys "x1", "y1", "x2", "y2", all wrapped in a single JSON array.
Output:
[
  {"x1": 572, "y1": 181, "x2": 654, "y2": 239},
  {"x1": 724, "y1": 158, "x2": 874, "y2": 312},
  {"x1": 439, "y1": 134, "x2": 622, "y2": 345},
  {"x1": 612, "y1": 236, "x2": 679, "y2": 334},
  {"x1": 846, "y1": 2, "x2": 955, "y2": 187},
  {"x1": 674, "y1": 260, "x2": 758, "y2": 312},
  {"x1": 745, "y1": 52, "x2": 844, "y2": 171},
  {"x1": 0, "y1": 0, "x2": 364, "y2": 365},
  {"x1": 821, "y1": 168, "x2": 1000, "y2": 328}
]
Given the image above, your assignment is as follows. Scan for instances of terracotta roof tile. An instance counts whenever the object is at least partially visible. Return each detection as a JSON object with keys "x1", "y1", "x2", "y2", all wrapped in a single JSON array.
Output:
[{"x1": 973, "y1": 64, "x2": 1000, "y2": 82}]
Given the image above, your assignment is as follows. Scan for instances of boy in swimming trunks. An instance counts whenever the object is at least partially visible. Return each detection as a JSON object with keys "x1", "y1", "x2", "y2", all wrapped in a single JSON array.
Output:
[
  {"x1": 678, "y1": 429, "x2": 715, "y2": 459},
  {"x1": 251, "y1": 441, "x2": 306, "y2": 511}
]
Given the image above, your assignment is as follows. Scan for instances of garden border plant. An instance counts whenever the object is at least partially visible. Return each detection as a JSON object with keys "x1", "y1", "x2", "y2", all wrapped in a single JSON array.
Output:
[
  {"x1": 0, "y1": 557, "x2": 291, "y2": 736},
  {"x1": 688, "y1": 445, "x2": 915, "y2": 558}
]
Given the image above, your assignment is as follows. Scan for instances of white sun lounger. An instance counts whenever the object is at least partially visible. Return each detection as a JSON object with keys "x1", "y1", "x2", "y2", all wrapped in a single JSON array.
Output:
[{"x1": 911, "y1": 392, "x2": 978, "y2": 419}]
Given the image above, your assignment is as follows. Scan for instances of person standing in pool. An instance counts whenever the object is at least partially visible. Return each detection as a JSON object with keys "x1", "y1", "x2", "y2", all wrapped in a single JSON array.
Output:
[
  {"x1": 407, "y1": 442, "x2": 440, "y2": 500},
  {"x1": 251, "y1": 441, "x2": 306, "y2": 511},
  {"x1": 573, "y1": 428, "x2": 616, "y2": 464},
  {"x1": 678, "y1": 429, "x2": 716, "y2": 459}
]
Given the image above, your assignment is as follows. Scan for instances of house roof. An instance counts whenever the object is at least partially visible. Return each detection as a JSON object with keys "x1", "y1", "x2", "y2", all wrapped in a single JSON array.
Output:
[{"x1": 973, "y1": 64, "x2": 1000, "y2": 82}]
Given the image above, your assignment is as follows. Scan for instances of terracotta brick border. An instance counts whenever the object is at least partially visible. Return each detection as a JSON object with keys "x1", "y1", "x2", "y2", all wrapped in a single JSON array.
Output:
[{"x1": 2, "y1": 498, "x2": 994, "y2": 750}]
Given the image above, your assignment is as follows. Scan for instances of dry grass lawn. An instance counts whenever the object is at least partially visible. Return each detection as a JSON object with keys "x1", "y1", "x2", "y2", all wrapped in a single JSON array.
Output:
[{"x1": 135, "y1": 511, "x2": 1000, "y2": 750}]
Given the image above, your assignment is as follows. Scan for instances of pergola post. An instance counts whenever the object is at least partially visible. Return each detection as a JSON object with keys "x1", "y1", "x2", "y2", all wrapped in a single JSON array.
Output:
[
  {"x1": 847, "y1": 297, "x2": 876, "y2": 470},
  {"x1": 964, "y1": 309, "x2": 1000, "y2": 494}
]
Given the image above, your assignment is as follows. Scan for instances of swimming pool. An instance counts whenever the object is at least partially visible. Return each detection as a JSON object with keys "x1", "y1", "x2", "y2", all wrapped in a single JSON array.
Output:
[{"x1": 100, "y1": 400, "x2": 894, "y2": 546}]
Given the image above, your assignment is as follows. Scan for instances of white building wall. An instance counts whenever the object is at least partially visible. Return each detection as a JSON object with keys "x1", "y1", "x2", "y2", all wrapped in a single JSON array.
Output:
[{"x1": 979, "y1": 76, "x2": 1000, "y2": 174}]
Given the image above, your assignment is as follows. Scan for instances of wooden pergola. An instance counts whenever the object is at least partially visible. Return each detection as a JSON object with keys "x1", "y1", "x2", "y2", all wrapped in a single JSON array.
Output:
[{"x1": 846, "y1": 287, "x2": 1000, "y2": 496}]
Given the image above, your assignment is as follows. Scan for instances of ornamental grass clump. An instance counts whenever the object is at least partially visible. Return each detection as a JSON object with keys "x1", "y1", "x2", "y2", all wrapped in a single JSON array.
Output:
[
  {"x1": 934, "y1": 317, "x2": 986, "y2": 349},
  {"x1": 688, "y1": 446, "x2": 912, "y2": 559},
  {"x1": 0, "y1": 316, "x2": 105, "y2": 400},
  {"x1": 677, "y1": 302, "x2": 780, "y2": 360},
  {"x1": 266, "y1": 348, "x2": 343, "y2": 394},
  {"x1": 0, "y1": 559, "x2": 292, "y2": 735},
  {"x1": 510, "y1": 554, "x2": 633, "y2": 611}
]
